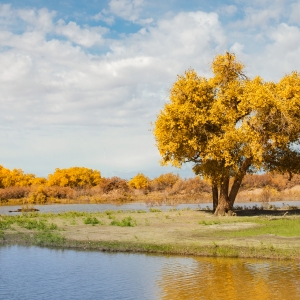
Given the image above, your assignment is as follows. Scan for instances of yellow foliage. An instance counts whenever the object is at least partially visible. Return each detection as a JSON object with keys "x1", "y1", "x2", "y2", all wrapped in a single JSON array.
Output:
[
  {"x1": 128, "y1": 173, "x2": 150, "y2": 189},
  {"x1": 28, "y1": 185, "x2": 47, "y2": 204},
  {"x1": 0, "y1": 165, "x2": 46, "y2": 188},
  {"x1": 30, "y1": 177, "x2": 47, "y2": 186},
  {"x1": 47, "y1": 167, "x2": 101, "y2": 188},
  {"x1": 154, "y1": 52, "x2": 300, "y2": 211}
]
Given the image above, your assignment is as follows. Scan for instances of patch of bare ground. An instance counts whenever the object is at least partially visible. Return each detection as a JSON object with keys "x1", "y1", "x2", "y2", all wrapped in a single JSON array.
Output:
[{"x1": 204, "y1": 222, "x2": 259, "y2": 231}]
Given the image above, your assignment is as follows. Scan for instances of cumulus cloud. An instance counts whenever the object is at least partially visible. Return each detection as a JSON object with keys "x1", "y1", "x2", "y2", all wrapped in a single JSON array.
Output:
[
  {"x1": 250, "y1": 23, "x2": 300, "y2": 80},
  {"x1": 110, "y1": 11, "x2": 226, "y2": 71},
  {"x1": 55, "y1": 20, "x2": 107, "y2": 47},
  {"x1": 0, "y1": 8, "x2": 226, "y2": 129},
  {"x1": 0, "y1": 6, "x2": 228, "y2": 176},
  {"x1": 17, "y1": 8, "x2": 56, "y2": 32}
]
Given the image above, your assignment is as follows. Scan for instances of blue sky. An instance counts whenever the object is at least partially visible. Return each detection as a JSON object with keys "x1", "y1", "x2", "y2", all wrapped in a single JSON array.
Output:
[{"x1": 0, "y1": 0, "x2": 300, "y2": 179}]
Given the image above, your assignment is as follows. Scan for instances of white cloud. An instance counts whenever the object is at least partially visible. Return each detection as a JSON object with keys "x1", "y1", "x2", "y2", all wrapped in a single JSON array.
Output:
[
  {"x1": 1, "y1": 3, "x2": 300, "y2": 178},
  {"x1": 92, "y1": 10, "x2": 115, "y2": 25},
  {"x1": 289, "y1": 1, "x2": 300, "y2": 24},
  {"x1": 94, "y1": 1, "x2": 152, "y2": 25},
  {"x1": 230, "y1": 2, "x2": 284, "y2": 29},
  {"x1": 226, "y1": 21, "x2": 300, "y2": 81},
  {"x1": 17, "y1": 8, "x2": 56, "y2": 33},
  {"x1": 108, "y1": 0, "x2": 144, "y2": 22},
  {"x1": 230, "y1": 42, "x2": 244, "y2": 55},
  {"x1": 251, "y1": 23, "x2": 300, "y2": 80},
  {"x1": 0, "y1": 4, "x2": 15, "y2": 25},
  {"x1": 219, "y1": 5, "x2": 237, "y2": 16},
  {"x1": 0, "y1": 7, "x2": 227, "y2": 176},
  {"x1": 112, "y1": 11, "x2": 226, "y2": 70},
  {"x1": 55, "y1": 20, "x2": 107, "y2": 47}
]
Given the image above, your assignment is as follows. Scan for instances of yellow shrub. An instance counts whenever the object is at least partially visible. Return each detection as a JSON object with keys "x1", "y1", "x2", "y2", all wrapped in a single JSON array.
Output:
[
  {"x1": 28, "y1": 186, "x2": 47, "y2": 204},
  {"x1": 47, "y1": 167, "x2": 101, "y2": 188},
  {"x1": 128, "y1": 173, "x2": 150, "y2": 189},
  {"x1": 30, "y1": 177, "x2": 47, "y2": 185},
  {"x1": 0, "y1": 165, "x2": 46, "y2": 187}
]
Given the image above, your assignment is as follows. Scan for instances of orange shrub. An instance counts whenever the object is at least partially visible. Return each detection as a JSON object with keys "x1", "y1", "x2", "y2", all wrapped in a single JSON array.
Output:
[
  {"x1": 150, "y1": 173, "x2": 179, "y2": 191},
  {"x1": 0, "y1": 186, "x2": 31, "y2": 202},
  {"x1": 170, "y1": 177, "x2": 210, "y2": 195},
  {"x1": 97, "y1": 177, "x2": 129, "y2": 193},
  {"x1": 43, "y1": 186, "x2": 75, "y2": 199},
  {"x1": 241, "y1": 173, "x2": 300, "y2": 191},
  {"x1": 241, "y1": 174, "x2": 273, "y2": 189}
]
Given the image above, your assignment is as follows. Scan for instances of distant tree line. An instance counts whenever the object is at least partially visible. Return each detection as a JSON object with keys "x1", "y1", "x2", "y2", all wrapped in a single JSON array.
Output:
[{"x1": 0, "y1": 165, "x2": 300, "y2": 203}]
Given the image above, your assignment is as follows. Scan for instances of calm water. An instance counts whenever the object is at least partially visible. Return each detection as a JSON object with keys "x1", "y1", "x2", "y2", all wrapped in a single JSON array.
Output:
[
  {"x1": 0, "y1": 245, "x2": 299, "y2": 300},
  {"x1": 0, "y1": 203, "x2": 201, "y2": 215},
  {"x1": 1, "y1": 201, "x2": 299, "y2": 215}
]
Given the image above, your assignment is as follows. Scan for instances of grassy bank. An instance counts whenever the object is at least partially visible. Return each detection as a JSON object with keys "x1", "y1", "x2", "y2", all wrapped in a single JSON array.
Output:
[{"x1": 1, "y1": 209, "x2": 300, "y2": 260}]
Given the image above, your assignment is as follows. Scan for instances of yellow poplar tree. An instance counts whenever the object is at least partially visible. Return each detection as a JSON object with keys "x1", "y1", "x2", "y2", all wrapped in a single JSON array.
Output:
[
  {"x1": 47, "y1": 167, "x2": 101, "y2": 188},
  {"x1": 128, "y1": 173, "x2": 150, "y2": 189},
  {"x1": 154, "y1": 52, "x2": 300, "y2": 215},
  {"x1": 0, "y1": 165, "x2": 46, "y2": 187}
]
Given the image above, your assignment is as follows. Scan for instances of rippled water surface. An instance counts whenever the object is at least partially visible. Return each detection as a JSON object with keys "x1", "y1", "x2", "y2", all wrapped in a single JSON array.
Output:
[{"x1": 1, "y1": 245, "x2": 299, "y2": 300}]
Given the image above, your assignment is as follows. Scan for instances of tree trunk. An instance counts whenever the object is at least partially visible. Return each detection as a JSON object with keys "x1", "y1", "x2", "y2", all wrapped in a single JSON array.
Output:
[
  {"x1": 229, "y1": 157, "x2": 252, "y2": 206},
  {"x1": 214, "y1": 177, "x2": 231, "y2": 216},
  {"x1": 214, "y1": 158, "x2": 252, "y2": 216},
  {"x1": 212, "y1": 184, "x2": 218, "y2": 212}
]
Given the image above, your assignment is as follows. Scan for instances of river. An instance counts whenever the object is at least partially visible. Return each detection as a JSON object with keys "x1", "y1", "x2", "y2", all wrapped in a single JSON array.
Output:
[
  {"x1": 0, "y1": 245, "x2": 299, "y2": 300},
  {"x1": 1, "y1": 200, "x2": 299, "y2": 215}
]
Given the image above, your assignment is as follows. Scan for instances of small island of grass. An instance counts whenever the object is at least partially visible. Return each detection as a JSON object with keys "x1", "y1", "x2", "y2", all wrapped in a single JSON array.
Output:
[{"x1": 1, "y1": 208, "x2": 300, "y2": 260}]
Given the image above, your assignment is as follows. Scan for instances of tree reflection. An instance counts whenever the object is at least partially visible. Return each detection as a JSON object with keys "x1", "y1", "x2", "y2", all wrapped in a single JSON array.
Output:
[{"x1": 157, "y1": 257, "x2": 300, "y2": 300}]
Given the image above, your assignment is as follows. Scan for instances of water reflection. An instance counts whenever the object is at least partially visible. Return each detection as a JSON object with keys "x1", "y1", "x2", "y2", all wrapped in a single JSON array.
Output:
[
  {"x1": 0, "y1": 246, "x2": 299, "y2": 300},
  {"x1": 158, "y1": 257, "x2": 300, "y2": 300}
]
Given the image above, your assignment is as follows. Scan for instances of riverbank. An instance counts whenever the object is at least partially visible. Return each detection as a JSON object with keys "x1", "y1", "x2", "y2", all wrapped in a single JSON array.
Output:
[{"x1": 1, "y1": 209, "x2": 300, "y2": 260}]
